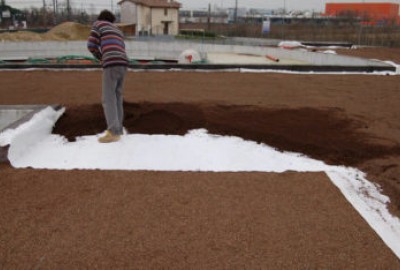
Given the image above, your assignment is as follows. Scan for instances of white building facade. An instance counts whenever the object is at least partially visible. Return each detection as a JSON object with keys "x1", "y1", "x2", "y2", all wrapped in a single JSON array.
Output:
[{"x1": 118, "y1": 0, "x2": 181, "y2": 36}]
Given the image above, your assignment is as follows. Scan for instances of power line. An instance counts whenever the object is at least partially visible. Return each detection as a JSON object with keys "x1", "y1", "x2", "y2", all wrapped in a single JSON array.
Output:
[
  {"x1": 3, "y1": 0, "x2": 120, "y2": 7},
  {"x1": 6, "y1": 0, "x2": 119, "y2": 14}
]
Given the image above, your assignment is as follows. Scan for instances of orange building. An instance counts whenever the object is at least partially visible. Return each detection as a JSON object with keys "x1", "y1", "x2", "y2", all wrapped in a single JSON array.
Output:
[{"x1": 325, "y1": 2, "x2": 400, "y2": 25}]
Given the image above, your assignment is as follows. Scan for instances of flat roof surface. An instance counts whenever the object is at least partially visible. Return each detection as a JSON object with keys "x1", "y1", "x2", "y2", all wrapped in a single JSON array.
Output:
[
  {"x1": 207, "y1": 52, "x2": 308, "y2": 65},
  {"x1": 0, "y1": 105, "x2": 58, "y2": 132}
]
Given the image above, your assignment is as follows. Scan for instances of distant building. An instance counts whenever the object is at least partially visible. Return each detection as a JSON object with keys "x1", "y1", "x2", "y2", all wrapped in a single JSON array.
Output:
[
  {"x1": 227, "y1": 7, "x2": 247, "y2": 22},
  {"x1": 0, "y1": 2, "x2": 26, "y2": 29},
  {"x1": 249, "y1": 8, "x2": 276, "y2": 16},
  {"x1": 179, "y1": 9, "x2": 228, "y2": 24},
  {"x1": 118, "y1": 0, "x2": 181, "y2": 36},
  {"x1": 325, "y1": 2, "x2": 400, "y2": 25}
]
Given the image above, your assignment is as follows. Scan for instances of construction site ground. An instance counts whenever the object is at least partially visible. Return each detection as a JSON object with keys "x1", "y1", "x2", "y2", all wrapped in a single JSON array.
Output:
[{"x1": 0, "y1": 47, "x2": 400, "y2": 268}]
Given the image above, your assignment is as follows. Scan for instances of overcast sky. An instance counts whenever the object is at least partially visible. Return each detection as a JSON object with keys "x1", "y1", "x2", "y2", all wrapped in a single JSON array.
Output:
[{"x1": 5, "y1": 0, "x2": 400, "y2": 12}]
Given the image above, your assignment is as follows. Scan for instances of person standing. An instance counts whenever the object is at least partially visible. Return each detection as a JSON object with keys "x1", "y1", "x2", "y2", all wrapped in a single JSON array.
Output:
[{"x1": 87, "y1": 10, "x2": 129, "y2": 143}]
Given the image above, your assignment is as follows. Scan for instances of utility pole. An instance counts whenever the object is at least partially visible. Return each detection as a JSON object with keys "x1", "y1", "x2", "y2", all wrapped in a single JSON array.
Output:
[
  {"x1": 53, "y1": 0, "x2": 57, "y2": 24},
  {"x1": 111, "y1": 0, "x2": 114, "y2": 12},
  {"x1": 42, "y1": 0, "x2": 47, "y2": 27},
  {"x1": 66, "y1": 0, "x2": 72, "y2": 20},
  {"x1": 282, "y1": 0, "x2": 286, "y2": 39},
  {"x1": 234, "y1": 0, "x2": 238, "y2": 23},
  {"x1": 207, "y1": 3, "x2": 211, "y2": 31}
]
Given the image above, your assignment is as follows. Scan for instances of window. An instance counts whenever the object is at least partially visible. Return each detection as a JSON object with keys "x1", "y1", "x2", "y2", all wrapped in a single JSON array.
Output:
[{"x1": 164, "y1": 8, "x2": 168, "y2": 16}]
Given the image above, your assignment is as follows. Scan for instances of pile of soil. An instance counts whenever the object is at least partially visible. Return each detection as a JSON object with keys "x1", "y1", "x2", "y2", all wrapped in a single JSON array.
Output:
[
  {"x1": 0, "y1": 31, "x2": 43, "y2": 42},
  {"x1": 0, "y1": 22, "x2": 90, "y2": 42},
  {"x1": 44, "y1": 22, "x2": 91, "y2": 40}
]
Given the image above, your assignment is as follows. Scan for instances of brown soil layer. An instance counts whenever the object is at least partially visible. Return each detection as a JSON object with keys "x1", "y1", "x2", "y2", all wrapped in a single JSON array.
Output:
[
  {"x1": 336, "y1": 47, "x2": 400, "y2": 63},
  {"x1": 1, "y1": 169, "x2": 399, "y2": 268}
]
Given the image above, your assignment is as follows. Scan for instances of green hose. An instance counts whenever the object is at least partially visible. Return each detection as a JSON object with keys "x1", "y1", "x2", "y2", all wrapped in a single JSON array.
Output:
[
  {"x1": 56, "y1": 55, "x2": 99, "y2": 64},
  {"x1": 27, "y1": 57, "x2": 50, "y2": 64},
  {"x1": 191, "y1": 59, "x2": 208, "y2": 64},
  {"x1": 129, "y1": 59, "x2": 140, "y2": 64}
]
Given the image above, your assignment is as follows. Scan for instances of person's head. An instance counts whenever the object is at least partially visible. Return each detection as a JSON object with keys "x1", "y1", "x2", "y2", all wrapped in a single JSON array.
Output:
[{"x1": 98, "y1": 10, "x2": 116, "y2": 23}]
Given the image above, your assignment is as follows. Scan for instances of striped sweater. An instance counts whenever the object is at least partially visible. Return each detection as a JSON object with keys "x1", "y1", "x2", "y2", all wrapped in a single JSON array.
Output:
[{"x1": 87, "y1": 21, "x2": 128, "y2": 68}]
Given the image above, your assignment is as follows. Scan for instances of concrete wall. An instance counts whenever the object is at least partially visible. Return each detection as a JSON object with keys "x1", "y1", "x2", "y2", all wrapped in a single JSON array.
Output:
[
  {"x1": 0, "y1": 41, "x2": 93, "y2": 60},
  {"x1": 0, "y1": 40, "x2": 391, "y2": 67}
]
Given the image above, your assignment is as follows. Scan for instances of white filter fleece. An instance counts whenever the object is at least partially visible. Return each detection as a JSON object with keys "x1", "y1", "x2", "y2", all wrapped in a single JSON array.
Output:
[
  {"x1": 0, "y1": 106, "x2": 64, "y2": 161},
  {"x1": 11, "y1": 129, "x2": 333, "y2": 172},
  {"x1": 383, "y1": 61, "x2": 400, "y2": 75},
  {"x1": 327, "y1": 169, "x2": 400, "y2": 259}
]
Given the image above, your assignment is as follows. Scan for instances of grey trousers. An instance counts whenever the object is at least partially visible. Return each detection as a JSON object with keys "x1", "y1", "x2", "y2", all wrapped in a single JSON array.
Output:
[{"x1": 102, "y1": 66, "x2": 127, "y2": 135}]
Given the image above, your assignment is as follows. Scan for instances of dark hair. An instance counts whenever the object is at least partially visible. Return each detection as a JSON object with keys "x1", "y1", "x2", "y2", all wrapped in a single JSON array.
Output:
[{"x1": 98, "y1": 10, "x2": 116, "y2": 23}]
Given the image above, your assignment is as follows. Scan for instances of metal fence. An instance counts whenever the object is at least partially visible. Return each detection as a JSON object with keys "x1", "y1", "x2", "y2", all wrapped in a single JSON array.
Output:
[{"x1": 180, "y1": 22, "x2": 400, "y2": 47}]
